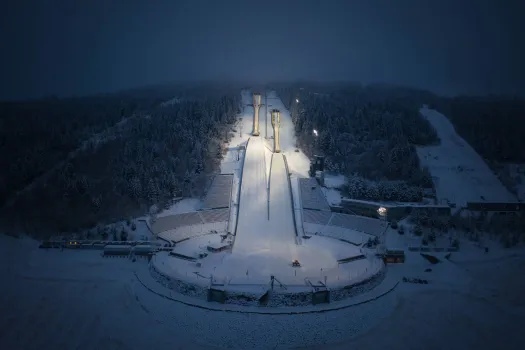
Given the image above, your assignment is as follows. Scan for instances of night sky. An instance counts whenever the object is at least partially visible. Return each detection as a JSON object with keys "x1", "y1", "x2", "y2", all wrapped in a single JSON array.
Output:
[{"x1": 1, "y1": 0, "x2": 524, "y2": 100}]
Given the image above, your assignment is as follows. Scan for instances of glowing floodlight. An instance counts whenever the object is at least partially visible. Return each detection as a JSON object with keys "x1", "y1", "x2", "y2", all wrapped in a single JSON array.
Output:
[
  {"x1": 296, "y1": 98, "x2": 299, "y2": 103},
  {"x1": 377, "y1": 207, "x2": 387, "y2": 217},
  {"x1": 313, "y1": 129, "x2": 318, "y2": 137}
]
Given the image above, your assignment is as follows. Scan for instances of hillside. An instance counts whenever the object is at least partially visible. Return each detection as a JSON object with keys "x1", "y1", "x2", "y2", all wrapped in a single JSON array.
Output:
[
  {"x1": 0, "y1": 86, "x2": 241, "y2": 237},
  {"x1": 431, "y1": 96, "x2": 525, "y2": 199},
  {"x1": 277, "y1": 83, "x2": 438, "y2": 202}
]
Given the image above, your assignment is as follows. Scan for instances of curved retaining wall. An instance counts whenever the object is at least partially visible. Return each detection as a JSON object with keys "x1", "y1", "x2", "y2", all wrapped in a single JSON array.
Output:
[
  {"x1": 150, "y1": 263, "x2": 208, "y2": 299},
  {"x1": 149, "y1": 259, "x2": 386, "y2": 307}
]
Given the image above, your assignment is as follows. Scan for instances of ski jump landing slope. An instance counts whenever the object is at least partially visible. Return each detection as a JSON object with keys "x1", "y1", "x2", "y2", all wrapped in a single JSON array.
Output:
[
  {"x1": 268, "y1": 153, "x2": 296, "y2": 250},
  {"x1": 232, "y1": 137, "x2": 297, "y2": 274},
  {"x1": 233, "y1": 137, "x2": 269, "y2": 254}
]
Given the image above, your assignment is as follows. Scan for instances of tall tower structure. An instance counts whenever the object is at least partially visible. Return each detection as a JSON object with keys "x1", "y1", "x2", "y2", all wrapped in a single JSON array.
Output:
[
  {"x1": 271, "y1": 109, "x2": 281, "y2": 153},
  {"x1": 252, "y1": 93, "x2": 261, "y2": 136}
]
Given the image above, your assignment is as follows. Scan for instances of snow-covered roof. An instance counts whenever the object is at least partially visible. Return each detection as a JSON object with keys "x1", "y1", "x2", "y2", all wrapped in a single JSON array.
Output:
[{"x1": 104, "y1": 245, "x2": 132, "y2": 251}]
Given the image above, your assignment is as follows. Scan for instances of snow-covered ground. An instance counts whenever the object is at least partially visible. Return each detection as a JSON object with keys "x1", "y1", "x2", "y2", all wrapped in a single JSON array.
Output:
[
  {"x1": 265, "y1": 91, "x2": 311, "y2": 177},
  {"x1": 232, "y1": 137, "x2": 269, "y2": 254},
  {"x1": 417, "y1": 107, "x2": 516, "y2": 210},
  {"x1": 3, "y1": 233, "x2": 524, "y2": 349},
  {"x1": 157, "y1": 198, "x2": 202, "y2": 218},
  {"x1": 304, "y1": 223, "x2": 374, "y2": 246},
  {"x1": 152, "y1": 232, "x2": 378, "y2": 290},
  {"x1": 324, "y1": 173, "x2": 345, "y2": 188}
]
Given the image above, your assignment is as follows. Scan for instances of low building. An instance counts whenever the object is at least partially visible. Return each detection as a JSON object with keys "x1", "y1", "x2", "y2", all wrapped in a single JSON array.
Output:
[
  {"x1": 103, "y1": 245, "x2": 132, "y2": 256},
  {"x1": 133, "y1": 245, "x2": 154, "y2": 256}
]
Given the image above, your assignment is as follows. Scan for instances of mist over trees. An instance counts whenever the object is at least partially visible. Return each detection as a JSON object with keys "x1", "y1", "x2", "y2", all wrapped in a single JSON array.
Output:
[
  {"x1": 277, "y1": 84, "x2": 438, "y2": 202},
  {"x1": 0, "y1": 86, "x2": 240, "y2": 237}
]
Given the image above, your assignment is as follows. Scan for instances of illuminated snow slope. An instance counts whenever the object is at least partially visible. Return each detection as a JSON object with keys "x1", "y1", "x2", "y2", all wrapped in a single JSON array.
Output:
[
  {"x1": 265, "y1": 90, "x2": 310, "y2": 177},
  {"x1": 157, "y1": 90, "x2": 377, "y2": 286},
  {"x1": 221, "y1": 98, "x2": 370, "y2": 285},
  {"x1": 232, "y1": 136, "x2": 269, "y2": 254},
  {"x1": 417, "y1": 106, "x2": 515, "y2": 209},
  {"x1": 228, "y1": 137, "x2": 299, "y2": 281},
  {"x1": 268, "y1": 153, "x2": 296, "y2": 248}
]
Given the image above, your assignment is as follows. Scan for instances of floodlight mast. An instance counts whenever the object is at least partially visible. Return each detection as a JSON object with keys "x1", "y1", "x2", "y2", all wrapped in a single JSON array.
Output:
[{"x1": 252, "y1": 93, "x2": 262, "y2": 136}]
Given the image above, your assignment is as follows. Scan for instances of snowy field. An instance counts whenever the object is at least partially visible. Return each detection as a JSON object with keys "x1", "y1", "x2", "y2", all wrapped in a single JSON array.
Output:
[
  {"x1": 157, "y1": 198, "x2": 202, "y2": 218},
  {"x1": 417, "y1": 107, "x2": 516, "y2": 209},
  {"x1": 154, "y1": 232, "x2": 377, "y2": 290},
  {"x1": 303, "y1": 223, "x2": 373, "y2": 246},
  {"x1": 3, "y1": 233, "x2": 524, "y2": 349}
]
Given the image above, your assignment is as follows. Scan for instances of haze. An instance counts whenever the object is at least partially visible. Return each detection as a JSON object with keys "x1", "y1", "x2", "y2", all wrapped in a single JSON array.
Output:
[{"x1": 1, "y1": 0, "x2": 524, "y2": 100}]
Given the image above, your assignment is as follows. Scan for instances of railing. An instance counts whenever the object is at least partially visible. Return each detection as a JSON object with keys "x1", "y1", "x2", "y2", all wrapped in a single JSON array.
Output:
[
  {"x1": 267, "y1": 153, "x2": 273, "y2": 220},
  {"x1": 283, "y1": 154, "x2": 299, "y2": 239},
  {"x1": 233, "y1": 138, "x2": 250, "y2": 237}
]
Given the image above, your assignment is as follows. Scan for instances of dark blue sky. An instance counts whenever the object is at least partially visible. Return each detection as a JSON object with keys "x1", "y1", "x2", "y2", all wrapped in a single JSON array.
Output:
[{"x1": 1, "y1": 0, "x2": 524, "y2": 100}]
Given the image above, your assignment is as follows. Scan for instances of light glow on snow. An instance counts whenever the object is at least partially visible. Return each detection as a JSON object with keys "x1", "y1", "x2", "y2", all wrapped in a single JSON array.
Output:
[{"x1": 154, "y1": 90, "x2": 381, "y2": 290}]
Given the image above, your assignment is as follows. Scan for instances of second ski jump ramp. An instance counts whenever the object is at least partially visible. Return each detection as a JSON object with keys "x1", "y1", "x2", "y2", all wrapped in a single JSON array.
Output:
[{"x1": 268, "y1": 153, "x2": 296, "y2": 247}]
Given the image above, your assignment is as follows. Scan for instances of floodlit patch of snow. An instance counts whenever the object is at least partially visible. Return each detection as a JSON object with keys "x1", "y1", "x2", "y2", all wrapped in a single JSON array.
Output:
[
  {"x1": 266, "y1": 90, "x2": 311, "y2": 177},
  {"x1": 322, "y1": 187, "x2": 342, "y2": 206},
  {"x1": 157, "y1": 198, "x2": 202, "y2": 218},
  {"x1": 233, "y1": 137, "x2": 270, "y2": 254},
  {"x1": 303, "y1": 222, "x2": 373, "y2": 246},
  {"x1": 156, "y1": 233, "x2": 377, "y2": 290},
  {"x1": 171, "y1": 233, "x2": 223, "y2": 258},
  {"x1": 417, "y1": 107, "x2": 516, "y2": 210},
  {"x1": 131, "y1": 219, "x2": 154, "y2": 240},
  {"x1": 224, "y1": 89, "x2": 254, "y2": 149},
  {"x1": 324, "y1": 173, "x2": 346, "y2": 188}
]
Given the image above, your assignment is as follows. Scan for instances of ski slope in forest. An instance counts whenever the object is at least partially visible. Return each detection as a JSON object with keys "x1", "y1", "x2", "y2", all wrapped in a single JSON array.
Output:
[{"x1": 417, "y1": 106, "x2": 516, "y2": 209}]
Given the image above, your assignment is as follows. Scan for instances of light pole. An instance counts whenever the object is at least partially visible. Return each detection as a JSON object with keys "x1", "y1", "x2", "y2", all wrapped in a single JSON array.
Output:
[{"x1": 313, "y1": 129, "x2": 318, "y2": 155}]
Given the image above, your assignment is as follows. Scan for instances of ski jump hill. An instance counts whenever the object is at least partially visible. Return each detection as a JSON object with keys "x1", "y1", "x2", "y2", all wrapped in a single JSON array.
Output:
[{"x1": 233, "y1": 137, "x2": 296, "y2": 262}]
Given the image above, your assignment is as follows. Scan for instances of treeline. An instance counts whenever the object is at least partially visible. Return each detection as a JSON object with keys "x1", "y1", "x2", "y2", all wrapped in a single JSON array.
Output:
[
  {"x1": 277, "y1": 83, "x2": 438, "y2": 202},
  {"x1": 1, "y1": 87, "x2": 241, "y2": 237},
  {"x1": 431, "y1": 96, "x2": 525, "y2": 163},
  {"x1": 0, "y1": 86, "x2": 190, "y2": 207}
]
